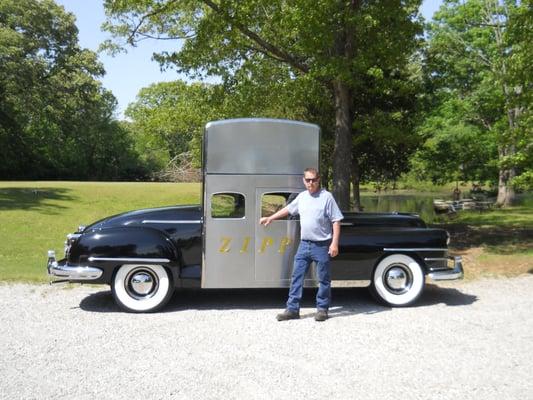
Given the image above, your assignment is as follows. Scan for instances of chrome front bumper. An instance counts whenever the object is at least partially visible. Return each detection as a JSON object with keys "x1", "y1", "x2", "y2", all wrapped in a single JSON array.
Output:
[
  {"x1": 47, "y1": 250, "x2": 103, "y2": 281},
  {"x1": 427, "y1": 256, "x2": 464, "y2": 281}
]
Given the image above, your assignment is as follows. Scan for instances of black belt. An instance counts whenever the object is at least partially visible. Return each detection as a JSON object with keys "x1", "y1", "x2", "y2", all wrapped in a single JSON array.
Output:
[{"x1": 301, "y1": 239, "x2": 331, "y2": 244}]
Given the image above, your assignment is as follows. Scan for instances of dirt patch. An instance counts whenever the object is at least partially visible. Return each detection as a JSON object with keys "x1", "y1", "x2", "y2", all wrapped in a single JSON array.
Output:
[
  {"x1": 454, "y1": 247, "x2": 533, "y2": 280},
  {"x1": 436, "y1": 223, "x2": 533, "y2": 279}
]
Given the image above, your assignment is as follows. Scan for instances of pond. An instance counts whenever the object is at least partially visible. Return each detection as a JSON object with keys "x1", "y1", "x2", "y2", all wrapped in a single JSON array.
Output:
[{"x1": 358, "y1": 191, "x2": 532, "y2": 223}]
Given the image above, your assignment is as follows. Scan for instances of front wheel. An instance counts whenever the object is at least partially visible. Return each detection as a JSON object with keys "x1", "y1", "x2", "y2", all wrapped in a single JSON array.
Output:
[
  {"x1": 370, "y1": 254, "x2": 425, "y2": 307},
  {"x1": 112, "y1": 264, "x2": 174, "y2": 312}
]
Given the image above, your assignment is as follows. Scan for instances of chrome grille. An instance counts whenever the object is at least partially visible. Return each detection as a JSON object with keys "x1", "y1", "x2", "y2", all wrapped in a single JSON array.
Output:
[{"x1": 64, "y1": 233, "x2": 81, "y2": 258}]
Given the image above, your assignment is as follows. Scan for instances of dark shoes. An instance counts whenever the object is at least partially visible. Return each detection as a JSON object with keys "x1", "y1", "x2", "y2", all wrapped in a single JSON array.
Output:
[
  {"x1": 314, "y1": 309, "x2": 328, "y2": 322},
  {"x1": 276, "y1": 309, "x2": 300, "y2": 321},
  {"x1": 276, "y1": 309, "x2": 329, "y2": 321}
]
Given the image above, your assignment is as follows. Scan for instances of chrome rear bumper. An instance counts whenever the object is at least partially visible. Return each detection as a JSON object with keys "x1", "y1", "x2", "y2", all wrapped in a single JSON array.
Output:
[
  {"x1": 427, "y1": 256, "x2": 464, "y2": 281},
  {"x1": 47, "y1": 251, "x2": 103, "y2": 281}
]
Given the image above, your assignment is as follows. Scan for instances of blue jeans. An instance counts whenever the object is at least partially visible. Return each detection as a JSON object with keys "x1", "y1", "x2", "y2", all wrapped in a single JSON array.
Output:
[{"x1": 286, "y1": 239, "x2": 331, "y2": 312}]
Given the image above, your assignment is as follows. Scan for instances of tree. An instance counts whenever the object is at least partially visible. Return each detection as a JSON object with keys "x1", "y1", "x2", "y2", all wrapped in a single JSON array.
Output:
[
  {"x1": 425, "y1": 0, "x2": 531, "y2": 206},
  {"x1": 350, "y1": 60, "x2": 423, "y2": 207},
  {"x1": 103, "y1": 0, "x2": 423, "y2": 209},
  {"x1": 125, "y1": 80, "x2": 218, "y2": 172},
  {"x1": 410, "y1": 94, "x2": 498, "y2": 185},
  {"x1": 125, "y1": 69, "x2": 331, "y2": 180},
  {"x1": 0, "y1": 0, "x2": 139, "y2": 180}
]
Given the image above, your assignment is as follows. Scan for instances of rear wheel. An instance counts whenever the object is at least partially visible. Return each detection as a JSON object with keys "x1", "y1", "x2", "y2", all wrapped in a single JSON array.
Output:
[
  {"x1": 370, "y1": 254, "x2": 425, "y2": 307},
  {"x1": 112, "y1": 264, "x2": 174, "y2": 312}
]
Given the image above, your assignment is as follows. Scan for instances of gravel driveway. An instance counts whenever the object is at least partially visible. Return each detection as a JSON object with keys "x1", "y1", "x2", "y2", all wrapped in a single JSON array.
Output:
[{"x1": 1, "y1": 276, "x2": 532, "y2": 400}]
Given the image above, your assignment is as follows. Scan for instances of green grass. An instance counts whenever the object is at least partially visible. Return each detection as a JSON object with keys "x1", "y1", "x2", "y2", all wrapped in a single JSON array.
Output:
[
  {"x1": 0, "y1": 181, "x2": 201, "y2": 282},
  {"x1": 444, "y1": 206, "x2": 533, "y2": 228}
]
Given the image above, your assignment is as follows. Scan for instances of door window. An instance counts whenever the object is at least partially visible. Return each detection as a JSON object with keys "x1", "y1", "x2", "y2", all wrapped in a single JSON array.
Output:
[
  {"x1": 261, "y1": 192, "x2": 299, "y2": 220},
  {"x1": 211, "y1": 192, "x2": 246, "y2": 218}
]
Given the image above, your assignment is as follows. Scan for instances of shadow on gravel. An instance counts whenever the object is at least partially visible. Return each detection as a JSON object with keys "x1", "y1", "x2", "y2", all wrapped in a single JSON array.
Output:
[
  {"x1": 79, "y1": 284, "x2": 477, "y2": 315},
  {"x1": 417, "y1": 284, "x2": 478, "y2": 307}
]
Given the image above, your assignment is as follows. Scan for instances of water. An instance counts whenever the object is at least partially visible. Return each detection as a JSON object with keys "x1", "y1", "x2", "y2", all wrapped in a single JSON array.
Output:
[{"x1": 358, "y1": 191, "x2": 532, "y2": 223}]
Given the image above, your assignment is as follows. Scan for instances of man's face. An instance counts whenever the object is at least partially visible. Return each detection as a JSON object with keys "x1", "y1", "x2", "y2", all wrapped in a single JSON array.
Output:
[{"x1": 303, "y1": 172, "x2": 320, "y2": 194}]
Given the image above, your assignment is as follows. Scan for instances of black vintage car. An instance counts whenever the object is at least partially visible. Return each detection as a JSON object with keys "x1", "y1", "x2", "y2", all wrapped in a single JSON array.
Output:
[{"x1": 47, "y1": 119, "x2": 463, "y2": 312}]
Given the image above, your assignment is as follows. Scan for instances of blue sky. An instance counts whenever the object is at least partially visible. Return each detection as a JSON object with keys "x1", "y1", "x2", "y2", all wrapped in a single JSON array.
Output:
[{"x1": 56, "y1": 0, "x2": 443, "y2": 119}]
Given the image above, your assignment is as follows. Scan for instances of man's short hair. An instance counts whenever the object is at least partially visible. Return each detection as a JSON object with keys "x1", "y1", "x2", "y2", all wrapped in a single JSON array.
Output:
[{"x1": 304, "y1": 167, "x2": 319, "y2": 177}]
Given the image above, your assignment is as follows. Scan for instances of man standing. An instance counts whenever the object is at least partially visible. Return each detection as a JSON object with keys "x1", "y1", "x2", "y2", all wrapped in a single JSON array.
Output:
[{"x1": 260, "y1": 168, "x2": 343, "y2": 321}]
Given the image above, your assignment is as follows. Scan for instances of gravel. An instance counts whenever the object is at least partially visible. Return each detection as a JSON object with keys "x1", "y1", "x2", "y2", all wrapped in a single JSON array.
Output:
[{"x1": 1, "y1": 276, "x2": 532, "y2": 400}]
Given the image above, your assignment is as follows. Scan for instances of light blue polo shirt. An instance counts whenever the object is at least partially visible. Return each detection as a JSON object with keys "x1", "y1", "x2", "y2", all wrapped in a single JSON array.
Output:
[{"x1": 286, "y1": 188, "x2": 344, "y2": 241}]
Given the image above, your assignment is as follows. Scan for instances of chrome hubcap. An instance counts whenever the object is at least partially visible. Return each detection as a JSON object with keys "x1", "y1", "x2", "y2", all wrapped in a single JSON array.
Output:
[
  {"x1": 125, "y1": 267, "x2": 159, "y2": 300},
  {"x1": 131, "y1": 272, "x2": 154, "y2": 295},
  {"x1": 384, "y1": 265, "x2": 412, "y2": 294}
]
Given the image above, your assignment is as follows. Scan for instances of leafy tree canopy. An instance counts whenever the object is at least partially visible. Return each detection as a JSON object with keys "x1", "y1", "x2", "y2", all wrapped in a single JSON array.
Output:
[
  {"x1": 103, "y1": 0, "x2": 424, "y2": 209},
  {"x1": 0, "y1": 0, "x2": 140, "y2": 180},
  {"x1": 419, "y1": 0, "x2": 532, "y2": 204}
]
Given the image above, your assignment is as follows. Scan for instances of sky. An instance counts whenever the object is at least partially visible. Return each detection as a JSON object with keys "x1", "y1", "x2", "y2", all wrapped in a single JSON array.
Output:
[{"x1": 56, "y1": 0, "x2": 443, "y2": 119}]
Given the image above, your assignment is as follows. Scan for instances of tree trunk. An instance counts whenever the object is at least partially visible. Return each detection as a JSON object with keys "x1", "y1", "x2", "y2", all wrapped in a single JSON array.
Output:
[
  {"x1": 331, "y1": 80, "x2": 353, "y2": 210},
  {"x1": 496, "y1": 166, "x2": 516, "y2": 207},
  {"x1": 329, "y1": 0, "x2": 358, "y2": 210},
  {"x1": 489, "y1": 8, "x2": 518, "y2": 208},
  {"x1": 496, "y1": 102, "x2": 520, "y2": 207},
  {"x1": 496, "y1": 145, "x2": 516, "y2": 207},
  {"x1": 352, "y1": 157, "x2": 362, "y2": 211}
]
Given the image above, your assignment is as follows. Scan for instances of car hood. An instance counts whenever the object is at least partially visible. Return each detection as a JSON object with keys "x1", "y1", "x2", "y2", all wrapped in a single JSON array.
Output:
[{"x1": 83, "y1": 205, "x2": 202, "y2": 231}]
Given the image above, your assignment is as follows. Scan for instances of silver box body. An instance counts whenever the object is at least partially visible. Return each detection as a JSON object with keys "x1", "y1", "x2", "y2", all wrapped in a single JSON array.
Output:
[{"x1": 202, "y1": 119, "x2": 320, "y2": 288}]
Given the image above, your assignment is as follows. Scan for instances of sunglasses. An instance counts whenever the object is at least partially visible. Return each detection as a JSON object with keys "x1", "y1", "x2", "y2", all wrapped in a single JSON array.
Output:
[{"x1": 304, "y1": 177, "x2": 319, "y2": 183}]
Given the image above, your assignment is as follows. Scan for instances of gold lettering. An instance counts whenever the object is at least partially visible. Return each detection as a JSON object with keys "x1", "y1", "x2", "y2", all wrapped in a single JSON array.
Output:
[
  {"x1": 240, "y1": 236, "x2": 251, "y2": 253},
  {"x1": 258, "y1": 237, "x2": 274, "y2": 253},
  {"x1": 219, "y1": 237, "x2": 232, "y2": 253},
  {"x1": 278, "y1": 237, "x2": 292, "y2": 254}
]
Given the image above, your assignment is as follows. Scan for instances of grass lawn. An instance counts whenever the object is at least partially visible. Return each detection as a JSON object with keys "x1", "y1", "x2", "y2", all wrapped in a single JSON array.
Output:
[
  {"x1": 0, "y1": 181, "x2": 201, "y2": 282},
  {"x1": 1, "y1": 181, "x2": 531, "y2": 282}
]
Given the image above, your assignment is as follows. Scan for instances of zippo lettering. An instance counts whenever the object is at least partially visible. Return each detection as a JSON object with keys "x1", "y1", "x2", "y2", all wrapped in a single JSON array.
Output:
[
  {"x1": 240, "y1": 236, "x2": 251, "y2": 253},
  {"x1": 218, "y1": 236, "x2": 232, "y2": 253},
  {"x1": 219, "y1": 236, "x2": 294, "y2": 254},
  {"x1": 278, "y1": 237, "x2": 292, "y2": 254},
  {"x1": 259, "y1": 236, "x2": 274, "y2": 253}
]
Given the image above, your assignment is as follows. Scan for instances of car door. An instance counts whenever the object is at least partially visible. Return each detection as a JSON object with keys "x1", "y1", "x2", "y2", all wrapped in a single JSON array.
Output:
[
  {"x1": 254, "y1": 189, "x2": 317, "y2": 287},
  {"x1": 202, "y1": 175, "x2": 255, "y2": 288}
]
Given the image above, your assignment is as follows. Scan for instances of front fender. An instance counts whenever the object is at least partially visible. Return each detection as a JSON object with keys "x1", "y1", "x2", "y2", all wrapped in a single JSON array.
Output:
[{"x1": 68, "y1": 227, "x2": 180, "y2": 283}]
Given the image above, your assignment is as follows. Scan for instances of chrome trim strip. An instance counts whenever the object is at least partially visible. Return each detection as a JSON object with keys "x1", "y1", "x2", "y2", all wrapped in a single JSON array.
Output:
[
  {"x1": 142, "y1": 220, "x2": 202, "y2": 224},
  {"x1": 331, "y1": 279, "x2": 371, "y2": 288},
  {"x1": 424, "y1": 257, "x2": 449, "y2": 262},
  {"x1": 88, "y1": 257, "x2": 171, "y2": 263},
  {"x1": 383, "y1": 248, "x2": 448, "y2": 252},
  {"x1": 428, "y1": 256, "x2": 464, "y2": 281}
]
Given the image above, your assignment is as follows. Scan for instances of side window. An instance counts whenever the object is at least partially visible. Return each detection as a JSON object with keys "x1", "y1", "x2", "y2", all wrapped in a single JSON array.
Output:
[
  {"x1": 211, "y1": 193, "x2": 245, "y2": 218},
  {"x1": 261, "y1": 192, "x2": 299, "y2": 220}
]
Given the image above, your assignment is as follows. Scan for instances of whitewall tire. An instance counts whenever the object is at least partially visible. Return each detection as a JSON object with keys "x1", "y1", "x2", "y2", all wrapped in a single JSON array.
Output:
[
  {"x1": 112, "y1": 264, "x2": 174, "y2": 312},
  {"x1": 370, "y1": 254, "x2": 425, "y2": 307}
]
